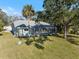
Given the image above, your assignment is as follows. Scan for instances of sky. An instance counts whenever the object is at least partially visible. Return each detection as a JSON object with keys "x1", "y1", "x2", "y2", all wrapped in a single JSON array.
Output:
[{"x1": 0, "y1": 0, "x2": 44, "y2": 16}]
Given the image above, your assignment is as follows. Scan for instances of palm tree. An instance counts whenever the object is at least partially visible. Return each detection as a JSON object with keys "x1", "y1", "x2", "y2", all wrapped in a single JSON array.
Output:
[
  {"x1": 22, "y1": 5, "x2": 35, "y2": 20},
  {"x1": 22, "y1": 5, "x2": 35, "y2": 37}
]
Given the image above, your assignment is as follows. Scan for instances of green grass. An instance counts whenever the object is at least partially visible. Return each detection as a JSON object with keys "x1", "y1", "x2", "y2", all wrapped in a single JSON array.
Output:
[{"x1": 0, "y1": 32, "x2": 79, "y2": 59}]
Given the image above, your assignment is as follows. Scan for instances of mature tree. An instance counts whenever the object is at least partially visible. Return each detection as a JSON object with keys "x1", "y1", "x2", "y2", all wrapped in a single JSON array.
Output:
[
  {"x1": 43, "y1": 0, "x2": 79, "y2": 39},
  {"x1": 0, "y1": 9, "x2": 8, "y2": 31},
  {"x1": 69, "y1": 8, "x2": 79, "y2": 34},
  {"x1": 0, "y1": 9, "x2": 8, "y2": 25},
  {"x1": 37, "y1": 11, "x2": 48, "y2": 22},
  {"x1": 22, "y1": 5, "x2": 35, "y2": 20}
]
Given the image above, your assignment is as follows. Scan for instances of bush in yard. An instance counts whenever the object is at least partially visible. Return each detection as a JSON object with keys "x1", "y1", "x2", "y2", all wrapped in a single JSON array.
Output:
[{"x1": 0, "y1": 20, "x2": 4, "y2": 31}]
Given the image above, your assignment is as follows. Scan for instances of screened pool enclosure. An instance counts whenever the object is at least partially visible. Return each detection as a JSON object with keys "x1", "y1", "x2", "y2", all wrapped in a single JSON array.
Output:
[{"x1": 13, "y1": 24, "x2": 57, "y2": 37}]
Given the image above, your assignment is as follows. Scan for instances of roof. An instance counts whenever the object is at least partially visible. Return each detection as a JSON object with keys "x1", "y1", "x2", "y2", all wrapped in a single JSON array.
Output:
[
  {"x1": 13, "y1": 20, "x2": 36, "y2": 27},
  {"x1": 40, "y1": 22, "x2": 50, "y2": 25},
  {"x1": 13, "y1": 20, "x2": 51, "y2": 27}
]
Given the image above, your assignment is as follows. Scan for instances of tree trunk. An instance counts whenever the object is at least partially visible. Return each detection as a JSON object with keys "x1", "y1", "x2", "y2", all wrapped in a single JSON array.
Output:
[{"x1": 64, "y1": 25, "x2": 67, "y2": 39}]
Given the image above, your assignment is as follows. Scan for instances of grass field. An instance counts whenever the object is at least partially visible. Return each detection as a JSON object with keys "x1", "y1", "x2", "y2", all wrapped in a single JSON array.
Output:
[{"x1": 0, "y1": 32, "x2": 79, "y2": 59}]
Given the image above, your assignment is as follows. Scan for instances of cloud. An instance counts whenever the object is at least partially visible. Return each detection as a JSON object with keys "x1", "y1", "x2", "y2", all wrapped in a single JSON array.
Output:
[{"x1": 2, "y1": 7, "x2": 22, "y2": 16}]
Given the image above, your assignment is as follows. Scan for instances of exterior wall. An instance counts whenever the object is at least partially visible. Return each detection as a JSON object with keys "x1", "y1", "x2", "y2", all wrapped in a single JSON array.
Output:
[
  {"x1": 3, "y1": 26, "x2": 12, "y2": 32},
  {"x1": 12, "y1": 24, "x2": 57, "y2": 37},
  {"x1": 31, "y1": 25, "x2": 57, "y2": 36},
  {"x1": 15, "y1": 27, "x2": 30, "y2": 37}
]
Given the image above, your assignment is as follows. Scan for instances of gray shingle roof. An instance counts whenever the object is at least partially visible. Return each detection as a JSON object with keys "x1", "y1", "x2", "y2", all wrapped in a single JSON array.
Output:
[
  {"x1": 13, "y1": 20, "x2": 36, "y2": 27},
  {"x1": 13, "y1": 20, "x2": 50, "y2": 27}
]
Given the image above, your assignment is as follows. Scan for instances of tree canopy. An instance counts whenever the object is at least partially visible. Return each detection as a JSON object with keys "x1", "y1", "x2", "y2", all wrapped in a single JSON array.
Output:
[
  {"x1": 22, "y1": 5, "x2": 35, "y2": 19},
  {"x1": 0, "y1": 9, "x2": 7, "y2": 31},
  {"x1": 43, "y1": 0, "x2": 79, "y2": 39}
]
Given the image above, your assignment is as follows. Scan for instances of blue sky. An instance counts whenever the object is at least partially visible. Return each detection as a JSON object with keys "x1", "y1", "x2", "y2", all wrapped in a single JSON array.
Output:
[{"x1": 0, "y1": 0, "x2": 44, "y2": 16}]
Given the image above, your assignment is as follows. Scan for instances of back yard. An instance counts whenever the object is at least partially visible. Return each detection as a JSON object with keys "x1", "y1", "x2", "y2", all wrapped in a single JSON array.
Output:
[{"x1": 0, "y1": 32, "x2": 79, "y2": 59}]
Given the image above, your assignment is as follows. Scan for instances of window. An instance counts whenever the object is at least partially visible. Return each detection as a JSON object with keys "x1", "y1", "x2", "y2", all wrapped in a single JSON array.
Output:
[{"x1": 24, "y1": 28, "x2": 28, "y2": 31}]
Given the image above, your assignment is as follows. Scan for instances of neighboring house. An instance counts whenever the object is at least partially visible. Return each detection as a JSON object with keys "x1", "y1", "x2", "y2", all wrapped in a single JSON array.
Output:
[
  {"x1": 3, "y1": 26, "x2": 12, "y2": 32},
  {"x1": 11, "y1": 20, "x2": 57, "y2": 37}
]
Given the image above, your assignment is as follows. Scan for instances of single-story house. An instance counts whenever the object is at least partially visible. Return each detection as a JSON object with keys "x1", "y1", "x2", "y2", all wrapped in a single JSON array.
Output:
[
  {"x1": 3, "y1": 26, "x2": 12, "y2": 32},
  {"x1": 11, "y1": 20, "x2": 57, "y2": 37}
]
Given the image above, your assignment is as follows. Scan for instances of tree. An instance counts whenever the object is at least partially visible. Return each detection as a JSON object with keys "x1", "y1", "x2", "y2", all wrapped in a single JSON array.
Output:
[
  {"x1": 37, "y1": 11, "x2": 48, "y2": 22},
  {"x1": 22, "y1": 5, "x2": 35, "y2": 20},
  {"x1": 69, "y1": 8, "x2": 79, "y2": 34},
  {"x1": 0, "y1": 9, "x2": 8, "y2": 25},
  {"x1": 0, "y1": 19, "x2": 4, "y2": 31},
  {"x1": 43, "y1": 0, "x2": 79, "y2": 39},
  {"x1": 0, "y1": 9, "x2": 5, "y2": 31}
]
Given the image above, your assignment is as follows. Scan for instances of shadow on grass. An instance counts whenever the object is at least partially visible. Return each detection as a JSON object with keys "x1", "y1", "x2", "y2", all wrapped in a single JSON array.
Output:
[
  {"x1": 67, "y1": 37, "x2": 79, "y2": 45},
  {"x1": 23, "y1": 36, "x2": 50, "y2": 49},
  {"x1": 51, "y1": 34, "x2": 79, "y2": 45},
  {"x1": 25, "y1": 38, "x2": 33, "y2": 45},
  {"x1": 0, "y1": 33, "x2": 3, "y2": 36},
  {"x1": 34, "y1": 36, "x2": 49, "y2": 49},
  {"x1": 0, "y1": 34, "x2": 3, "y2": 36},
  {"x1": 67, "y1": 35, "x2": 79, "y2": 38},
  {"x1": 66, "y1": 34, "x2": 79, "y2": 45},
  {"x1": 34, "y1": 43, "x2": 44, "y2": 49},
  {"x1": 35, "y1": 36, "x2": 48, "y2": 44},
  {"x1": 53, "y1": 34, "x2": 64, "y2": 39}
]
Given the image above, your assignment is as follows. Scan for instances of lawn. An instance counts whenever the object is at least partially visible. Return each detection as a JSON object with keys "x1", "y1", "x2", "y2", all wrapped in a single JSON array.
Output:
[{"x1": 0, "y1": 32, "x2": 79, "y2": 59}]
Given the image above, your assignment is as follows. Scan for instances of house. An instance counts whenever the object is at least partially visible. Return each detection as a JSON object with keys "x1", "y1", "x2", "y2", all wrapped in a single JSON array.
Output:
[
  {"x1": 3, "y1": 26, "x2": 12, "y2": 32},
  {"x1": 11, "y1": 20, "x2": 57, "y2": 37}
]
